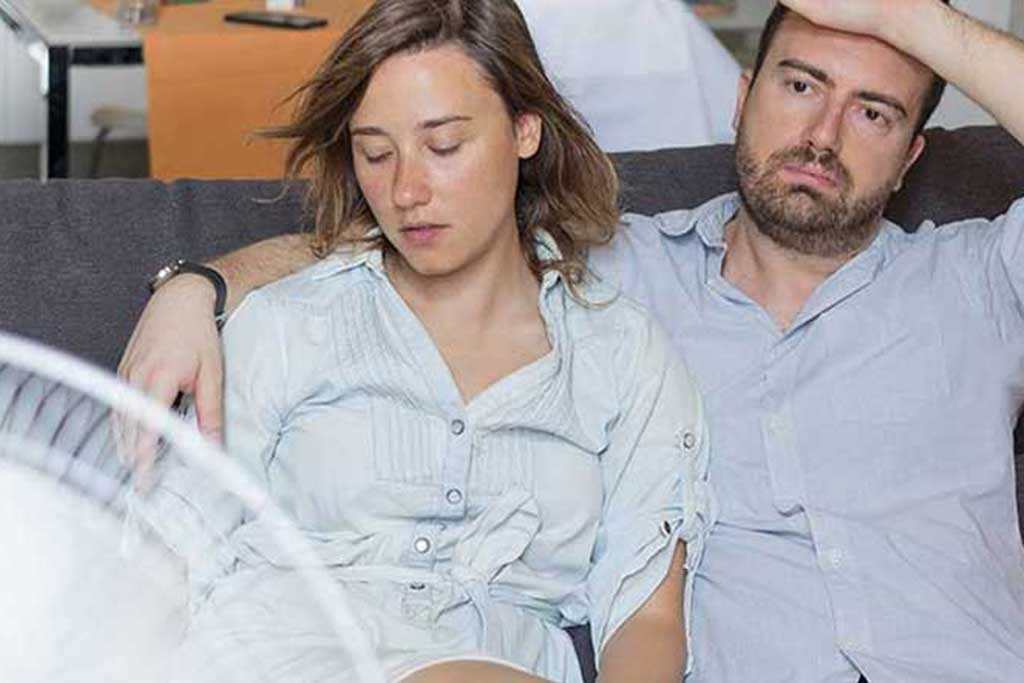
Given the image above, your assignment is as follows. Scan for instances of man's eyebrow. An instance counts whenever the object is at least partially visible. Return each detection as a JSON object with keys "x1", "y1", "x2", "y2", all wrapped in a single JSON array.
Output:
[
  {"x1": 778, "y1": 58, "x2": 832, "y2": 86},
  {"x1": 855, "y1": 91, "x2": 909, "y2": 119},
  {"x1": 350, "y1": 115, "x2": 471, "y2": 137}
]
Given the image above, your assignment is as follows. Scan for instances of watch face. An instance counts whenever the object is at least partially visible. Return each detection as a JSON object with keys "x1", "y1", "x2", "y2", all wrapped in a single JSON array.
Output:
[{"x1": 149, "y1": 263, "x2": 179, "y2": 291}]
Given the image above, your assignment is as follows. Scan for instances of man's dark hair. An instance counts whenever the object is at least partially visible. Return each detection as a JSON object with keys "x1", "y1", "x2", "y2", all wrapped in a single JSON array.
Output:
[{"x1": 749, "y1": 2, "x2": 952, "y2": 136}]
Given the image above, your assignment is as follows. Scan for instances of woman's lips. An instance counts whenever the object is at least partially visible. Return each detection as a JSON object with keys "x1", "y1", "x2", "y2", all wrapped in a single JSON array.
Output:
[{"x1": 399, "y1": 223, "x2": 448, "y2": 246}]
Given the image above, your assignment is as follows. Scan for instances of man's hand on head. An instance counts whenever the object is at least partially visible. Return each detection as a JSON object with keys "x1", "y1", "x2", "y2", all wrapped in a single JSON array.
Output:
[
  {"x1": 778, "y1": 0, "x2": 919, "y2": 39},
  {"x1": 118, "y1": 273, "x2": 226, "y2": 446}
]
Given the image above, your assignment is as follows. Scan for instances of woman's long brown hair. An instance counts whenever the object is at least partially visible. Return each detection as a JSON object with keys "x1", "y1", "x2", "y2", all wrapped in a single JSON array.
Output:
[{"x1": 261, "y1": 0, "x2": 620, "y2": 293}]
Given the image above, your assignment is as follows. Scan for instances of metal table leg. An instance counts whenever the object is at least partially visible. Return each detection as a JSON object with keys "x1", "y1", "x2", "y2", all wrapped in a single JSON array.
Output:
[{"x1": 44, "y1": 45, "x2": 70, "y2": 180}]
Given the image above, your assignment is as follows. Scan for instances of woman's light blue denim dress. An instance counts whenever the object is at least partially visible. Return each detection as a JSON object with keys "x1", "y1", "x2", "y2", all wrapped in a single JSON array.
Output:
[{"x1": 138, "y1": 238, "x2": 714, "y2": 681}]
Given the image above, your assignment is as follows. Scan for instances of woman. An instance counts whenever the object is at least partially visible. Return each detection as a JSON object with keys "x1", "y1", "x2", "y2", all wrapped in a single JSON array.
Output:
[{"x1": 138, "y1": 1, "x2": 710, "y2": 681}]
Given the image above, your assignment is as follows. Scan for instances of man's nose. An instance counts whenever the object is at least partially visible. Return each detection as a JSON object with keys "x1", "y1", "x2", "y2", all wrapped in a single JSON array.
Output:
[{"x1": 805, "y1": 99, "x2": 845, "y2": 155}]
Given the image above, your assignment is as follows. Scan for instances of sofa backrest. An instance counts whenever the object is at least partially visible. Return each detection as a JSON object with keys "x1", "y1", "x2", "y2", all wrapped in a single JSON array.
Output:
[
  {"x1": 1, "y1": 126, "x2": 1022, "y2": 530},
  {"x1": 2, "y1": 126, "x2": 1020, "y2": 367}
]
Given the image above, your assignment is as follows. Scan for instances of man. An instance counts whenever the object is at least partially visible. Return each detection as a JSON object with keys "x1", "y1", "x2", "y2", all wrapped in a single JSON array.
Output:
[{"x1": 122, "y1": 1, "x2": 1024, "y2": 680}]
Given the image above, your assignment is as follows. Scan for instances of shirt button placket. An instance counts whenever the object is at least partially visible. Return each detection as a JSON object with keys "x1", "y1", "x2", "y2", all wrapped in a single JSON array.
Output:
[{"x1": 440, "y1": 415, "x2": 470, "y2": 520}]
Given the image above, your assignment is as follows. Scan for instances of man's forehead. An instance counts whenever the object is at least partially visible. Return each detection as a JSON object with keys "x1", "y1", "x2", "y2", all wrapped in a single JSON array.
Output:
[{"x1": 766, "y1": 12, "x2": 931, "y2": 99}]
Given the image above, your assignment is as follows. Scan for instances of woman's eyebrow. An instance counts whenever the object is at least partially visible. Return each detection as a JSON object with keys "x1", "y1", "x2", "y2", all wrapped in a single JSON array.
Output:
[
  {"x1": 420, "y1": 114, "x2": 472, "y2": 130},
  {"x1": 350, "y1": 125, "x2": 387, "y2": 137},
  {"x1": 350, "y1": 115, "x2": 471, "y2": 137}
]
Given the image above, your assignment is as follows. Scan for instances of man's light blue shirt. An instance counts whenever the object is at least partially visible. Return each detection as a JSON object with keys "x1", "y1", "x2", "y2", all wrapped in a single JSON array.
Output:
[{"x1": 592, "y1": 193, "x2": 1024, "y2": 682}]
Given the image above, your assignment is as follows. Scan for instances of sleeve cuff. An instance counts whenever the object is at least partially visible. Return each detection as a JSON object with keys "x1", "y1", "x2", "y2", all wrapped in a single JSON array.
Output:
[{"x1": 587, "y1": 424, "x2": 717, "y2": 673}]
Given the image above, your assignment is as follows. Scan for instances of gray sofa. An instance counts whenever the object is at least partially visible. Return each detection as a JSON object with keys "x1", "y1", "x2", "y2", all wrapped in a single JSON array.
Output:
[{"x1": 1, "y1": 126, "x2": 1022, "y2": 680}]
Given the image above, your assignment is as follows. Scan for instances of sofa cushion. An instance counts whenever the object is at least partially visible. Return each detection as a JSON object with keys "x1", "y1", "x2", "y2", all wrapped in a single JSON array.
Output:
[{"x1": 0, "y1": 179, "x2": 307, "y2": 370}]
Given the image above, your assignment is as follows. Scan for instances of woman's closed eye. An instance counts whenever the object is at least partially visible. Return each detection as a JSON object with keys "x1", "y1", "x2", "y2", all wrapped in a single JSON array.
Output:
[
  {"x1": 361, "y1": 149, "x2": 394, "y2": 164},
  {"x1": 429, "y1": 142, "x2": 462, "y2": 157}
]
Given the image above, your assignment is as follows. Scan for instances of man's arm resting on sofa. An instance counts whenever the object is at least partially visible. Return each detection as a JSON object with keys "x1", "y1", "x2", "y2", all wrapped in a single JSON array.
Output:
[
  {"x1": 213, "y1": 233, "x2": 317, "y2": 313},
  {"x1": 118, "y1": 233, "x2": 316, "y2": 442},
  {"x1": 782, "y1": 0, "x2": 1024, "y2": 144}
]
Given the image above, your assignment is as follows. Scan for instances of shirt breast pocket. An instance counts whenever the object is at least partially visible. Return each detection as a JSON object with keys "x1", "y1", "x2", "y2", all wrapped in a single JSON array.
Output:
[{"x1": 823, "y1": 304, "x2": 951, "y2": 425}]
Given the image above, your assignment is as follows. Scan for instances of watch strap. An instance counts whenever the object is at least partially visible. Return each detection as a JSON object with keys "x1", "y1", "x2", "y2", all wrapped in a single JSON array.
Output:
[{"x1": 151, "y1": 259, "x2": 228, "y2": 330}]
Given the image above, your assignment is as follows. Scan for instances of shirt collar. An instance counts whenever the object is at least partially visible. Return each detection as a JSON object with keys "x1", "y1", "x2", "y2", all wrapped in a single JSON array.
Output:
[
  {"x1": 308, "y1": 238, "x2": 382, "y2": 282},
  {"x1": 534, "y1": 228, "x2": 566, "y2": 295},
  {"x1": 654, "y1": 191, "x2": 903, "y2": 262},
  {"x1": 309, "y1": 226, "x2": 567, "y2": 293},
  {"x1": 654, "y1": 192, "x2": 740, "y2": 250}
]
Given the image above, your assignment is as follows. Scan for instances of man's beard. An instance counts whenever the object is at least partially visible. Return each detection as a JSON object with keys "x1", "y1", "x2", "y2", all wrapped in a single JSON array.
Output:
[{"x1": 735, "y1": 130, "x2": 892, "y2": 259}]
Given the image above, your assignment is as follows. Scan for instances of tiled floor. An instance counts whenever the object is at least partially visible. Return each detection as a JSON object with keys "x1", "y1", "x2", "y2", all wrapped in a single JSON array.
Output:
[{"x1": 0, "y1": 140, "x2": 149, "y2": 180}]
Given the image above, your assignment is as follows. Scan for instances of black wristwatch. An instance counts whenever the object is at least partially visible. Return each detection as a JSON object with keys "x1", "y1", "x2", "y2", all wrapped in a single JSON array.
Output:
[{"x1": 149, "y1": 259, "x2": 228, "y2": 330}]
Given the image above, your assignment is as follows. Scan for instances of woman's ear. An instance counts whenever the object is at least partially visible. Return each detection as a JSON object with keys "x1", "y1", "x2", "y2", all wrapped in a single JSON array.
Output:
[{"x1": 515, "y1": 112, "x2": 543, "y2": 160}]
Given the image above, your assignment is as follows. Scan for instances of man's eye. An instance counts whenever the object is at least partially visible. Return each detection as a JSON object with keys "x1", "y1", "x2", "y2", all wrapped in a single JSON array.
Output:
[
  {"x1": 789, "y1": 80, "x2": 811, "y2": 94},
  {"x1": 862, "y1": 107, "x2": 890, "y2": 127}
]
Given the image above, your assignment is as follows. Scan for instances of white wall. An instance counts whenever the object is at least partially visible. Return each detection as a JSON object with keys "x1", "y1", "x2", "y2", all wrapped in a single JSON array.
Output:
[
  {"x1": 0, "y1": 21, "x2": 147, "y2": 144},
  {"x1": 1013, "y1": 0, "x2": 1024, "y2": 37},
  {"x1": 0, "y1": 21, "x2": 45, "y2": 143}
]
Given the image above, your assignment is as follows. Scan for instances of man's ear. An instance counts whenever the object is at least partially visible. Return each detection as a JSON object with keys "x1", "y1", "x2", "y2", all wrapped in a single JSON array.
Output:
[
  {"x1": 894, "y1": 133, "x2": 927, "y2": 192},
  {"x1": 515, "y1": 112, "x2": 542, "y2": 160},
  {"x1": 733, "y1": 70, "x2": 753, "y2": 132}
]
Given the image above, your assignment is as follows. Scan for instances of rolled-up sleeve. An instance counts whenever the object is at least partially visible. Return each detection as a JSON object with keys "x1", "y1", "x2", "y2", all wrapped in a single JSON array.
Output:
[{"x1": 586, "y1": 312, "x2": 715, "y2": 674}]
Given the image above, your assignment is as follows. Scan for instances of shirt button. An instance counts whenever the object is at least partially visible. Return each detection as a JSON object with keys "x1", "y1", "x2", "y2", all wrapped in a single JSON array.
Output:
[
  {"x1": 445, "y1": 488, "x2": 463, "y2": 505},
  {"x1": 450, "y1": 419, "x2": 466, "y2": 436},
  {"x1": 409, "y1": 582, "x2": 426, "y2": 591},
  {"x1": 413, "y1": 537, "x2": 431, "y2": 554},
  {"x1": 681, "y1": 431, "x2": 697, "y2": 450},
  {"x1": 828, "y1": 548, "x2": 845, "y2": 569}
]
